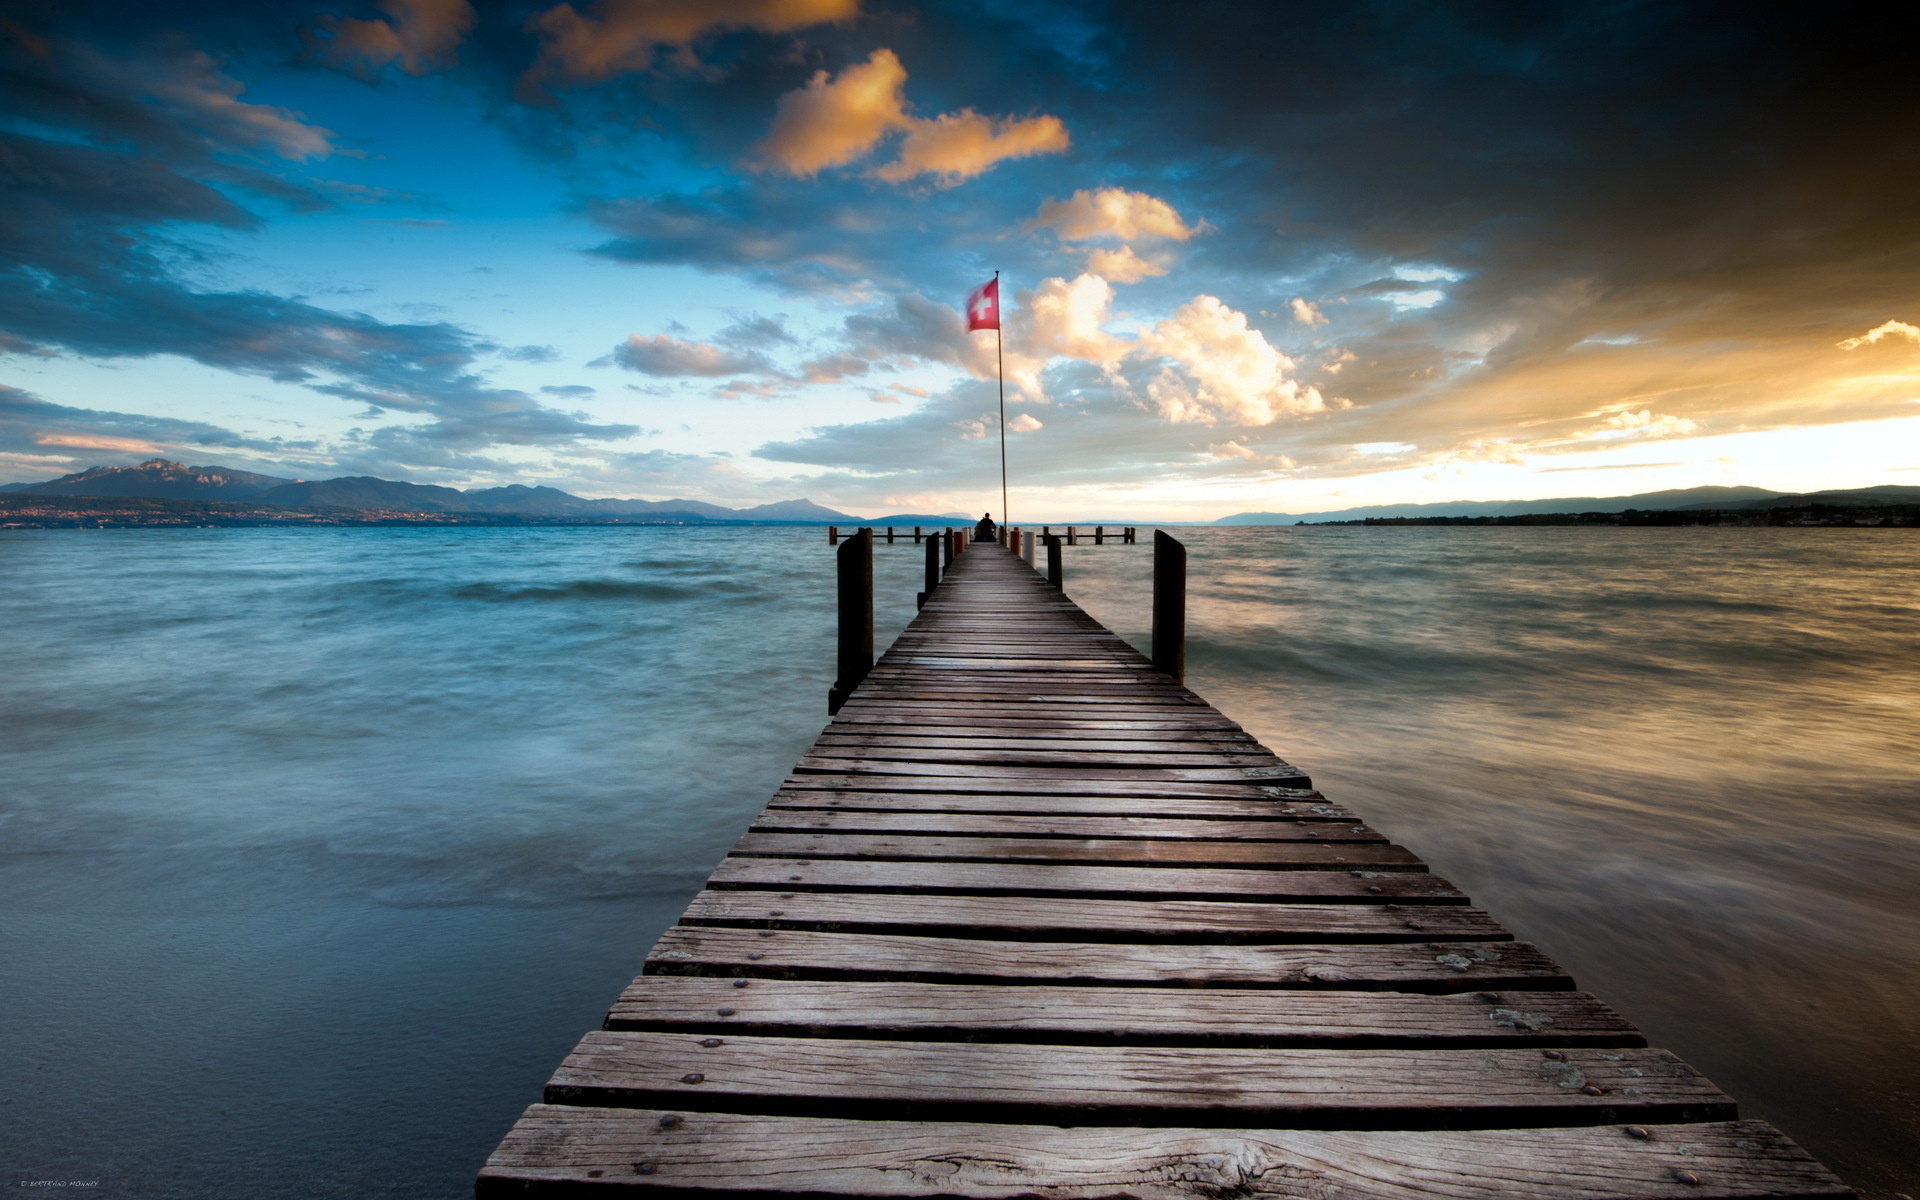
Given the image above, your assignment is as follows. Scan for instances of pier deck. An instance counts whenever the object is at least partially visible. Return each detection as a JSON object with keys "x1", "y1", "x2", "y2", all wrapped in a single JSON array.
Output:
[{"x1": 479, "y1": 543, "x2": 1850, "y2": 1199}]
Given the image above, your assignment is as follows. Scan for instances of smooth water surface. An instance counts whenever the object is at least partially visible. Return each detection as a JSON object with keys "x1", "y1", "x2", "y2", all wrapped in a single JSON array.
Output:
[{"x1": 2, "y1": 525, "x2": 1915, "y2": 1197}]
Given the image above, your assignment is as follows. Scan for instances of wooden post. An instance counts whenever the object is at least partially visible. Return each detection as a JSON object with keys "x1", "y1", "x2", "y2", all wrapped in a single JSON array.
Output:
[
  {"x1": 1010, "y1": 528, "x2": 1021, "y2": 558},
  {"x1": 1045, "y1": 533, "x2": 1063, "y2": 590},
  {"x1": 942, "y1": 527, "x2": 953, "y2": 569},
  {"x1": 1067, "y1": 525, "x2": 1076, "y2": 546},
  {"x1": 918, "y1": 526, "x2": 939, "y2": 610},
  {"x1": 886, "y1": 525, "x2": 894, "y2": 543},
  {"x1": 1095, "y1": 525, "x2": 1105, "y2": 545},
  {"x1": 913, "y1": 525, "x2": 921, "y2": 544},
  {"x1": 828, "y1": 529, "x2": 873, "y2": 714},
  {"x1": 1022, "y1": 530, "x2": 1037, "y2": 567},
  {"x1": 828, "y1": 525, "x2": 838, "y2": 545},
  {"x1": 1152, "y1": 530, "x2": 1186, "y2": 683}
]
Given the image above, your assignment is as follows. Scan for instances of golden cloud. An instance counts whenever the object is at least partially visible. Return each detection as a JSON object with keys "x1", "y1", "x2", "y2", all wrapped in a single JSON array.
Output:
[
  {"x1": 1085, "y1": 245, "x2": 1165, "y2": 283},
  {"x1": 1028, "y1": 188, "x2": 1198, "y2": 242},
  {"x1": 871, "y1": 110, "x2": 1068, "y2": 184},
  {"x1": 757, "y1": 48, "x2": 907, "y2": 176},
  {"x1": 1837, "y1": 320, "x2": 1920, "y2": 351},
  {"x1": 756, "y1": 48, "x2": 1068, "y2": 183},
  {"x1": 526, "y1": 0, "x2": 858, "y2": 86}
]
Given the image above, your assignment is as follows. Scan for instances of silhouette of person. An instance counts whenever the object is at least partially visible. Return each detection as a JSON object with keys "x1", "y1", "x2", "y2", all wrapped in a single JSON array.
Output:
[{"x1": 974, "y1": 512, "x2": 997, "y2": 542}]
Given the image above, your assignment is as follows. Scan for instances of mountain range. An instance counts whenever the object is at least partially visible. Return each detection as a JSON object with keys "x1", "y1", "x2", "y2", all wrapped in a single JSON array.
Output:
[
  {"x1": 0, "y1": 460, "x2": 965, "y2": 524},
  {"x1": 1212, "y1": 484, "x2": 1920, "y2": 524},
  {"x1": 7, "y1": 460, "x2": 1912, "y2": 525}
]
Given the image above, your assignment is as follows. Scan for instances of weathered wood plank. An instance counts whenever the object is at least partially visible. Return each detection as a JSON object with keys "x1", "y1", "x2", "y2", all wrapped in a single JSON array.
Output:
[
  {"x1": 802, "y1": 744, "x2": 1291, "y2": 768},
  {"x1": 606, "y1": 977, "x2": 1642, "y2": 1047},
  {"x1": 791, "y1": 757, "x2": 1313, "y2": 785},
  {"x1": 642, "y1": 927, "x2": 1564, "y2": 990},
  {"x1": 546, "y1": 1033, "x2": 1733, "y2": 1127},
  {"x1": 679, "y1": 889, "x2": 1510, "y2": 942},
  {"x1": 727, "y1": 831, "x2": 1421, "y2": 870},
  {"x1": 707, "y1": 856, "x2": 1464, "y2": 903},
  {"x1": 750, "y1": 810, "x2": 1385, "y2": 841},
  {"x1": 767, "y1": 789, "x2": 1352, "y2": 821},
  {"x1": 815, "y1": 734, "x2": 1268, "y2": 754},
  {"x1": 783, "y1": 774, "x2": 1318, "y2": 801},
  {"x1": 480, "y1": 1108, "x2": 1853, "y2": 1200},
  {"x1": 824, "y1": 722, "x2": 1260, "y2": 743}
]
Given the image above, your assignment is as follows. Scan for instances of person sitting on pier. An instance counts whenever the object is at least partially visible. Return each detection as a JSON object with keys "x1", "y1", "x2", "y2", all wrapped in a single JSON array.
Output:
[{"x1": 973, "y1": 512, "x2": 997, "y2": 543}]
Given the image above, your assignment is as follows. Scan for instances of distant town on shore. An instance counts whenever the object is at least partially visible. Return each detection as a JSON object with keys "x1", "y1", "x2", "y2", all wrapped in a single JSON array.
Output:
[{"x1": 2, "y1": 458, "x2": 1917, "y2": 529}]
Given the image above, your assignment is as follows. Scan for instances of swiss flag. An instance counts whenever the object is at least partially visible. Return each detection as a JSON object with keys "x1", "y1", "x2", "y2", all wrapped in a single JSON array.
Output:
[{"x1": 965, "y1": 276, "x2": 999, "y2": 331}]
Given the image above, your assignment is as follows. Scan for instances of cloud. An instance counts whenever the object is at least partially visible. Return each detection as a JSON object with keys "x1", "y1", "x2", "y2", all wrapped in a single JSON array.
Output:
[
  {"x1": 1135, "y1": 296, "x2": 1326, "y2": 426},
  {"x1": 1028, "y1": 188, "x2": 1197, "y2": 242},
  {"x1": 1007, "y1": 413, "x2": 1043, "y2": 432},
  {"x1": 1085, "y1": 245, "x2": 1164, "y2": 283},
  {"x1": 500, "y1": 344, "x2": 561, "y2": 362},
  {"x1": 871, "y1": 109, "x2": 1069, "y2": 184},
  {"x1": 1837, "y1": 320, "x2": 1920, "y2": 351},
  {"x1": 1600, "y1": 409, "x2": 1698, "y2": 438},
  {"x1": 756, "y1": 48, "x2": 1068, "y2": 183},
  {"x1": 757, "y1": 48, "x2": 908, "y2": 176},
  {"x1": 0, "y1": 385, "x2": 315, "y2": 474},
  {"x1": 610, "y1": 334, "x2": 774, "y2": 377},
  {"x1": 1289, "y1": 298, "x2": 1327, "y2": 327},
  {"x1": 310, "y1": 0, "x2": 475, "y2": 78},
  {"x1": 526, "y1": 0, "x2": 859, "y2": 87}
]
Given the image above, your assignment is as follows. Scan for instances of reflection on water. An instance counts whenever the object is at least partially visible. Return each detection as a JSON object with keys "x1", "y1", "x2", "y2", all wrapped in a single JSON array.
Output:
[
  {"x1": 1, "y1": 525, "x2": 1914, "y2": 1196},
  {"x1": 1066, "y1": 526, "x2": 1919, "y2": 1197}
]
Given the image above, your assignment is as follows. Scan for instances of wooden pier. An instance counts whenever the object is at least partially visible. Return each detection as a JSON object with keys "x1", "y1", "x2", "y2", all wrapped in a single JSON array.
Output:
[{"x1": 479, "y1": 540, "x2": 1850, "y2": 1198}]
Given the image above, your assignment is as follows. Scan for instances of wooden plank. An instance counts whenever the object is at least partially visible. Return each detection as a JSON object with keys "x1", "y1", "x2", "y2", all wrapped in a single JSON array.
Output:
[
  {"x1": 481, "y1": 1108, "x2": 1854, "y2": 1200},
  {"x1": 750, "y1": 811, "x2": 1386, "y2": 841},
  {"x1": 545, "y1": 1033, "x2": 1734, "y2": 1127},
  {"x1": 707, "y1": 857, "x2": 1465, "y2": 903},
  {"x1": 605, "y1": 977, "x2": 1643, "y2": 1047},
  {"x1": 802, "y1": 745, "x2": 1291, "y2": 768},
  {"x1": 642, "y1": 927, "x2": 1565, "y2": 990},
  {"x1": 824, "y1": 722, "x2": 1261, "y2": 743},
  {"x1": 678, "y1": 889, "x2": 1511, "y2": 942},
  {"x1": 727, "y1": 831, "x2": 1422, "y2": 870},
  {"x1": 791, "y1": 758, "x2": 1313, "y2": 785},
  {"x1": 783, "y1": 774, "x2": 1318, "y2": 802},
  {"x1": 767, "y1": 790, "x2": 1355, "y2": 821},
  {"x1": 815, "y1": 734, "x2": 1268, "y2": 753}
]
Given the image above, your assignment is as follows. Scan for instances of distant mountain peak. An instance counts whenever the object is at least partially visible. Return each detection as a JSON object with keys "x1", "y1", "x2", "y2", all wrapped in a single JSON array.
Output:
[{"x1": 24, "y1": 458, "x2": 292, "y2": 500}]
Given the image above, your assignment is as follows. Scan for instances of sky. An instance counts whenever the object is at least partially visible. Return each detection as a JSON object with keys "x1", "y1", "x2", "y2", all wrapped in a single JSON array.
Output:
[{"x1": 1, "y1": 0, "x2": 1917, "y2": 520}]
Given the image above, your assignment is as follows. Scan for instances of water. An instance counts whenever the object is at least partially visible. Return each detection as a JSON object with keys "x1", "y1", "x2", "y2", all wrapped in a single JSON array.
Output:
[{"x1": 1, "y1": 525, "x2": 1914, "y2": 1197}]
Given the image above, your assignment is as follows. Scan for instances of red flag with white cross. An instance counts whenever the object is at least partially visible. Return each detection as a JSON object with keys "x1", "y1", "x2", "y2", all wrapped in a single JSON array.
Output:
[{"x1": 965, "y1": 276, "x2": 999, "y2": 331}]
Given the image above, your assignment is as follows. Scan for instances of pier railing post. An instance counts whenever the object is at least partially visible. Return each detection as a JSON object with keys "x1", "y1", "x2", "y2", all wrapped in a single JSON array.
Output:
[
  {"x1": 1045, "y1": 534, "x2": 1063, "y2": 590},
  {"x1": 828, "y1": 528, "x2": 873, "y2": 714},
  {"x1": 1152, "y1": 530, "x2": 1186, "y2": 682},
  {"x1": 943, "y1": 528, "x2": 953, "y2": 569},
  {"x1": 828, "y1": 525, "x2": 837, "y2": 545},
  {"x1": 918, "y1": 526, "x2": 940, "y2": 609}
]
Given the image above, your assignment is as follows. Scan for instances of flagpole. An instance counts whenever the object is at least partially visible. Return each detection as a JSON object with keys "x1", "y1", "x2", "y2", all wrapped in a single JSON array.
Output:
[{"x1": 995, "y1": 270, "x2": 1007, "y2": 529}]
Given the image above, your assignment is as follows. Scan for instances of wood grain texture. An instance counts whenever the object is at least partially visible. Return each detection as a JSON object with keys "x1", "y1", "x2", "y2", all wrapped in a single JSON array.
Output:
[
  {"x1": 641, "y1": 926, "x2": 1569, "y2": 990},
  {"x1": 481, "y1": 1108, "x2": 1852, "y2": 1200},
  {"x1": 727, "y1": 831, "x2": 1421, "y2": 870},
  {"x1": 677, "y1": 889, "x2": 1511, "y2": 942},
  {"x1": 750, "y1": 810, "x2": 1386, "y2": 841},
  {"x1": 765, "y1": 788, "x2": 1350, "y2": 820},
  {"x1": 707, "y1": 856, "x2": 1463, "y2": 902},
  {"x1": 605, "y1": 977, "x2": 1643, "y2": 1047},
  {"x1": 545, "y1": 1033, "x2": 1734, "y2": 1126}
]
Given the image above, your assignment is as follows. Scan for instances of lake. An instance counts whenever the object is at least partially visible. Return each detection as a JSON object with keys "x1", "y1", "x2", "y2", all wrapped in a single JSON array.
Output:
[{"x1": 1, "y1": 524, "x2": 1914, "y2": 1197}]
